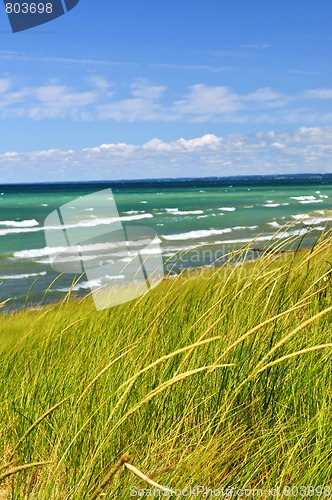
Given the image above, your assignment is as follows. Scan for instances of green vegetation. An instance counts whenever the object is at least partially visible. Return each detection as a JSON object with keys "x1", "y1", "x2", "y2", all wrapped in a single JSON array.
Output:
[{"x1": 0, "y1": 230, "x2": 332, "y2": 499}]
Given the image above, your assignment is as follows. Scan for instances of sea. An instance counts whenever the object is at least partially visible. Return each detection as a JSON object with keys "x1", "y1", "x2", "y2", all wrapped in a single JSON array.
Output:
[{"x1": 1, "y1": 174, "x2": 332, "y2": 311}]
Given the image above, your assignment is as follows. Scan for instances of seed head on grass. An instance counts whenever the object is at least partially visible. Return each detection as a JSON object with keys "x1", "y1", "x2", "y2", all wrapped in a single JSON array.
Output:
[{"x1": 90, "y1": 453, "x2": 130, "y2": 500}]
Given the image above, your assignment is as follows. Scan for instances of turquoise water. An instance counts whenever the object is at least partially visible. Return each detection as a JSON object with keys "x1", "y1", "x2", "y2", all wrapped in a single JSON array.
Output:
[{"x1": 0, "y1": 176, "x2": 331, "y2": 311}]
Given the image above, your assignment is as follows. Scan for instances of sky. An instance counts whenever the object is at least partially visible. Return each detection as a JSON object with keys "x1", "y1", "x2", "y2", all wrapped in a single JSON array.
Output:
[{"x1": 0, "y1": 0, "x2": 332, "y2": 183}]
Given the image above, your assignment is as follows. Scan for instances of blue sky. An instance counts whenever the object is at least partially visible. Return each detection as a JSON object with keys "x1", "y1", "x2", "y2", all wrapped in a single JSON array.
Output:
[{"x1": 0, "y1": 0, "x2": 332, "y2": 182}]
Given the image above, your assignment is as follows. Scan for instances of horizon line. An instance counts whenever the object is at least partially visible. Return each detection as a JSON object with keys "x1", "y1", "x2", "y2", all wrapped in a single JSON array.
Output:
[{"x1": 1, "y1": 172, "x2": 332, "y2": 187}]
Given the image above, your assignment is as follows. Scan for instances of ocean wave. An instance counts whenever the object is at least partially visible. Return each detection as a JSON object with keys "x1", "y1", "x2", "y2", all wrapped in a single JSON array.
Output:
[
  {"x1": 299, "y1": 199, "x2": 323, "y2": 204},
  {"x1": 164, "y1": 228, "x2": 310, "y2": 247},
  {"x1": 300, "y1": 215, "x2": 332, "y2": 225},
  {"x1": 166, "y1": 209, "x2": 205, "y2": 215},
  {"x1": 218, "y1": 207, "x2": 236, "y2": 212},
  {"x1": 213, "y1": 229, "x2": 306, "y2": 246},
  {"x1": 52, "y1": 275, "x2": 126, "y2": 293},
  {"x1": 262, "y1": 203, "x2": 289, "y2": 208},
  {"x1": 120, "y1": 213, "x2": 153, "y2": 221},
  {"x1": 35, "y1": 254, "x2": 114, "y2": 265},
  {"x1": 53, "y1": 280, "x2": 101, "y2": 292},
  {"x1": 208, "y1": 235, "x2": 280, "y2": 245},
  {"x1": 0, "y1": 219, "x2": 39, "y2": 228},
  {"x1": 290, "y1": 195, "x2": 324, "y2": 204},
  {"x1": 0, "y1": 227, "x2": 42, "y2": 236},
  {"x1": 290, "y1": 195, "x2": 317, "y2": 201},
  {"x1": 162, "y1": 228, "x2": 233, "y2": 241},
  {"x1": 14, "y1": 237, "x2": 163, "y2": 260},
  {"x1": 48, "y1": 213, "x2": 154, "y2": 226},
  {"x1": 292, "y1": 213, "x2": 332, "y2": 225},
  {"x1": 122, "y1": 210, "x2": 143, "y2": 215},
  {"x1": 14, "y1": 246, "x2": 80, "y2": 259},
  {"x1": 291, "y1": 214, "x2": 310, "y2": 220},
  {"x1": 0, "y1": 213, "x2": 154, "y2": 236},
  {"x1": 140, "y1": 246, "x2": 163, "y2": 255},
  {"x1": 0, "y1": 271, "x2": 47, "y2": 280}
]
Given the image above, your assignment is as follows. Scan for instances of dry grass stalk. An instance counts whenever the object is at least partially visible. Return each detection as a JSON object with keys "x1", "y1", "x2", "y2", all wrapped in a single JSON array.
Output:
[
  {"x1": 90, "y1": 453, "x2": 130, "y2": 500},
  {"x1": 124, "y1": 462, "x2": 174, "y2": 494},
  {"x1": 0, "y1": 461, "x2": 52, "y2": 482}
]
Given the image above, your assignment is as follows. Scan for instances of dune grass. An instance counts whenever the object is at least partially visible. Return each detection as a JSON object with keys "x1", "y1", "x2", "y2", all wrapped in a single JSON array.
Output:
[{"x1": 0, "y1": 229, "x2": 331, "y2": 498}]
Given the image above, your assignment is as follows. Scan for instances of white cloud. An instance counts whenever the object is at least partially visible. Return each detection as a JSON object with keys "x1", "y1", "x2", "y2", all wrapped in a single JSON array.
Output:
[
  {"x1": 1, "y1": 127, "x2": 331, "y2": 183},
  {"x1": 0, "y1": 78, "x2": 10, "y2": 94},
  {"x1": 95, "y1": 78, "x2": 169, "y2": 121},
  {"x1": 245, "y1": 87, "x2": 283, "y2": 103},
  {"x1": 131, "y1": 78, "x2": 167, "y2": 100},
  {"x1": 97, "y1": 98, "x2": 164, "y2": 122},
  {"x1": 143, "y1": 138, "x2": 174, "y2": 152},
  {"x1": 89, "y1": 76, "x2": 111, "y2": 90},
  {"x1": 142, "y1": 134, "x2": 223, "y2": 153},
  {"x1": 0, "y1": 82, "x2": 98, "y2": 119},
  {"x1": 83, "y1": 143, "x2": 137, "y2": 156},
  {"x1": 302, "y1": 88, "x2": 332, "y2": 99},
  {"x1": 177, "y1": 134, "x2": 223, "y2": 151},
  {"x1": 244, "y1": 87, "x2": 288, "y2": 110},
  {"x1": 0, "y1": 77, "x2": 330, "y2": 125},
  {"x1": 175, "y1": 84, "x2": 242, "y2": 116},
  {"x1": 33, "y1": 85, "x2": 97, "y2": 106}
]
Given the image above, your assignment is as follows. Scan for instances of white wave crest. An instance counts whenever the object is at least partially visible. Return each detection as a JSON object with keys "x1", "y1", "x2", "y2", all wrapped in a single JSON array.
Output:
[
  {"x1": 0, "y1": 271, "x2": 47, "y2": 280},
  {"x1": 0, "y1": 213, "x2": 154, "y2": 236},
  {"x1": 162, "y1": 228, "x2": 233, "y2": 241},
  {"x1": 165, "y1": 208, "x2": 204, "y2": 215},
  {"x1": 0, "y1": 219, "x2": 39, "y2": 228}
]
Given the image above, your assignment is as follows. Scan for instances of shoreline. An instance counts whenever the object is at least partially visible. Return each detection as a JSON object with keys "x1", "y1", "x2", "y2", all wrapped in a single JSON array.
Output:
[{"x1": 0, "y1": 244, "x2": 305, "y2": 316}]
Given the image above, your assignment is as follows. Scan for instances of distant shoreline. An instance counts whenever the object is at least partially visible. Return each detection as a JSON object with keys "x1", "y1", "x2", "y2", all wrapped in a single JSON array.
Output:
[{"x1": 1, "y1": 172, "x2": 332, "y2": 188}]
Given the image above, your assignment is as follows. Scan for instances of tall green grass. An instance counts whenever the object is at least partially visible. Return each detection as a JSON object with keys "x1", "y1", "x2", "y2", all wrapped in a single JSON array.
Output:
[{"x1": 0, "y1": 229, "x2": 331, "y2": 498}]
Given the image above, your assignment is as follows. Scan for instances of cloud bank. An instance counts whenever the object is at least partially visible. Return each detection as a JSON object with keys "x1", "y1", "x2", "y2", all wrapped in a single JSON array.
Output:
[{"x1": 1, "y1": 127, "x2": 331, "y2": 183}]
